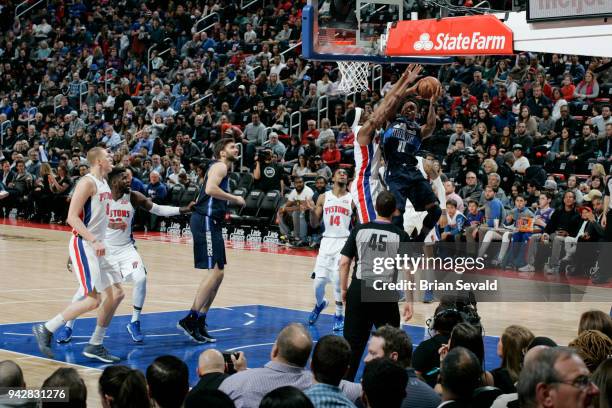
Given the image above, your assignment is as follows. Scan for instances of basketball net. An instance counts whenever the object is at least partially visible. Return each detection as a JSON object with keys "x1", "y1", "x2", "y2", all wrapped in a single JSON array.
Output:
[{"x1": 337, "y1": 61, "x2": 370, "y2": 94}]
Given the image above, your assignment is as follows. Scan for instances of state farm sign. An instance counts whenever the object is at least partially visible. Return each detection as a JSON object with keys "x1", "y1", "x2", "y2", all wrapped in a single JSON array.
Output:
[
  {"x1": 384, "y1": 15, "x2": 514, "y2": 57},
  {"x1": 528, "y1": 0, "x2": 612, "y2": 22}
]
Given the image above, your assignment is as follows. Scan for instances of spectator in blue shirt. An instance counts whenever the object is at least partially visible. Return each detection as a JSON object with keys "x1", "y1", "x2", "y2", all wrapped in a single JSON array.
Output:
[
  {"x1": 304, "y1": 335, "x2": 357, "y2": 408},
  {"x1": 131, "y1": 128, "x2": 154, "y2": 157},
  {"x1": 493, "y1": 104, "x2": 516, "y2": 135},
  {"x1": 442, "y1": 199, "x2": 467, "y2": 243},
  {"x1": 465, "y1": 199, "x2": 485, "y2": 256},
  {"x1": 102, "y1": 124, "x2": 123, "y2": 152},
  {"x1": 146, "y1": 171, "x2": 167, "y2": 203},
  {"x1": 477, "y1": 185, "x2": 505, "y2": 260},
  {"x1": 126, "y1": 168, "x2": 146, "y2": 195}
]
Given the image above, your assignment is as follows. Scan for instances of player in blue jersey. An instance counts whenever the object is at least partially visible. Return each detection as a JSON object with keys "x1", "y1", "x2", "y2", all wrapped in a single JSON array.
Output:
[
  {"x1": 383, "y1": 98, "x2": 440, "y2": 239},
  {"x1": 355, "y1": 64, "x2": 441, "y2": 241},
  {"x1": 178, "y1": 138, "x2": 245, "y2": 343}
]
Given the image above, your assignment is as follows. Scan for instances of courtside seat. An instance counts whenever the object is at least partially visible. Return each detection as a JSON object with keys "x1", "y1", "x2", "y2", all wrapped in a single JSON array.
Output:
[
  {"x1": 229, "y1": 172, "x2": 241, "y2": 191},
  {"x1": 237, "y1": 172, "x2": 254, "y2": 192},
  {"x1": 169, "y1": 184, "x2": 185, "y2": 206},
  {"x1": 256, "y1": 190, "x2": 282, "y2": 223},
  {"x1": 180, "y1": 184, "x2": 199, "y2": 207},
  {"x1": 227, "y1": 188, "x2": 249, "y2": 220},
  {"x1": 233, "y1": 189, "x2": 265, "y2": 224}
]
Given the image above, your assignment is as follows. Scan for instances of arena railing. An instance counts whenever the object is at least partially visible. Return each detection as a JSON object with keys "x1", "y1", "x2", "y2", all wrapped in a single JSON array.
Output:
[
  {"x1": 371, "y1": 64, "x2": 383, "y2": 92},
  {"x1": 194, "y1": 12, "x2": 220, "y2": 35},
  {"x1": 52, "y1": 94, "x2": 63, "y2": 115},
  {"x1": 15, "y1": 0, "x2": 47, "y2": 19},
  {"x1": 147, "y1": 38, "x2": 174, "y2": 74},
  {"x1": 26, "y1": 107, "x2": 38, "y2": 128},
  {"x1": 241, "y1": 0, "x2": 261, "y2": 10},
  {"x1": 289, "y1": 111, "x2": 302, "y2": 140},
  {"x1": 190, "y1": 92, "x2": 213, "y2": 107},
  {"x1": 104, "y1": 68, "x2": 114, "y2": 94},
  {"x1": 79, "y1": 81, "x2": 88, "y2": 111},
  {"x1": 0, "y1": 120, "x2": 11, "y2": 147},
  {"x1": 280, "y1": 41, "x2": 302, "y2": 58},
  {"x1": 317, "y1": 95, "x2": 328, "y2": 128}
]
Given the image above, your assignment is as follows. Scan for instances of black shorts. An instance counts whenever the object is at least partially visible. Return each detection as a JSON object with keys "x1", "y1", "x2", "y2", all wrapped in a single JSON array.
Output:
[
  {"x1": 386, "y1": 166, "x2": 438, "y2": 212},
  {"x1": 191, "y1": 213, "x2": 226, "y2": 270}
]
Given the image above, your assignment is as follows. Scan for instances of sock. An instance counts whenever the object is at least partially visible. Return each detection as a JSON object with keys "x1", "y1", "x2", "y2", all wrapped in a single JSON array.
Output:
[
  {"x1": 89, "y1": 325, "x2": 107, "y2": 345},
  {"x1": 45, "y1": 314, "x2": 66, "y2": 333},
  {"x1": 131, "y1": 306, "x2": 142, "y2": 323},
  {"x1": 66, "y1": 319, "x2": 75, "y2": 329},
  {"x1": 332, "y1": 270, "x2": 343, "y2": 316},
  {"x1": 314, "y1": 277, "x2": 327, "y2": 307}
]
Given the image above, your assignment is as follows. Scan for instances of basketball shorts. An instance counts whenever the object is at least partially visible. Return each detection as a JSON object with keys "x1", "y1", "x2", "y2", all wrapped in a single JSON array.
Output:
[
  {"x1": 191, "y1": 213, "x2": 226, "y2": 270},
  {"x1": 351, "y1": 175, "x2": 384, "y2": 224},
  {"x1": 314, "y1": 236, "x2": 348, "y2": 280},
  {"x1": 105, "y1": 244, "x2": 146, "y2": 284},
  {"x1": 69, "y1": 235, "x2": 118, "y2": 296},
  {"x1": 386, "y1": 167, "x2": 438, "y2": 212}
]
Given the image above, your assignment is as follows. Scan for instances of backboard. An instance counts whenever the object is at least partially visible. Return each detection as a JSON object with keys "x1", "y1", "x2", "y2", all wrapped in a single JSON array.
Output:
[{"x1": 302, "y1": 0, "x2": 454, "y2": 64}]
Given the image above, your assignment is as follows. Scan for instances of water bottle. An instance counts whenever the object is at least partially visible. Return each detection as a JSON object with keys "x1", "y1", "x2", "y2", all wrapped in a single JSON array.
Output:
[{"x1": 160, "y1": 220, "x2": 166, "y2": 233}]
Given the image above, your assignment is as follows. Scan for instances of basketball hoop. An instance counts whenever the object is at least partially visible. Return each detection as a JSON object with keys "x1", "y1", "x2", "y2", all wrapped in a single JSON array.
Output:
[{"x1": 337, "y1": 60, "x2": 370, "y2": 94}]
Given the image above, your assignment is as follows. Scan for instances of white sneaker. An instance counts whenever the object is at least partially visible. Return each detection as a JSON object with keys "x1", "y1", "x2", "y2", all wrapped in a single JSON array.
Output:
[
  {"x1": 0, "y1": 191, "x2": 8, "y2": 200},
  {"x1": 518, "y1": 264, "x2": 535, "y2": 272}
]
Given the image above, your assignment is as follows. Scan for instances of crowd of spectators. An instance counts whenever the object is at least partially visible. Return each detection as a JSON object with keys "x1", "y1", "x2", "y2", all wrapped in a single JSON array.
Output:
[
  {"x1": 0, "y1": 0, "x2": 611, "y2": 247},
  {"x1": 1, "y1": 309, "x2": 611, "y2": 408}
]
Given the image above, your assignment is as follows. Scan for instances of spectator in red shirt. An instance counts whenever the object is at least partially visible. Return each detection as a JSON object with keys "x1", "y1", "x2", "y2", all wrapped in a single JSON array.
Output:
[
  {"x1": 561, "y1": 74, "x2": 576, "y2": 101},
  {"x1": 301, "y1": 120, "x2": 319, "y2": 145},
  {"x1": 489, "y1": 85, "x2": 513, "y2": 116},
  {"x1": 451, "y1": 85, "x2": 478, "y2": 116},
  {"x1": 321, "y1": 138, "x2": 341, "y2": 169}
]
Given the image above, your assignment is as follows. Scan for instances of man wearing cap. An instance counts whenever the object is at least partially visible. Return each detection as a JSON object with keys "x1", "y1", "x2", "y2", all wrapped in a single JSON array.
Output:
[{"x1": 511, "y1": 144, "x2": 530, "y2": 174}]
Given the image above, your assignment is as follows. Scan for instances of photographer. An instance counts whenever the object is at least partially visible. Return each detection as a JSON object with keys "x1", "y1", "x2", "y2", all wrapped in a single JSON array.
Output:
[
  {"x1": 185, "y1": 349, "x2": 246, "y2": 407},
  {"x1": 253, "y1": 149, "x2": 285, "y2": 194}
]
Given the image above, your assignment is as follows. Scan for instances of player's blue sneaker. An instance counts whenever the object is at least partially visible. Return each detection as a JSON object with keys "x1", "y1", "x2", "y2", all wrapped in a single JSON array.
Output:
[
  {"x1": 126, "y1": 321, "x2": 144, "y2": 343},
  {"x1": 333, "y1": 314, "x2": 344, "y2": 332},
  {"x1": 423, "y1": 290, "x2": 434, "y2": 303},
  {"x1": 308, "y1": 300, "x2": 328, "y2": 325},
  {"x1": 56, "y1": 326, "x2": 73, "y2": 344}
]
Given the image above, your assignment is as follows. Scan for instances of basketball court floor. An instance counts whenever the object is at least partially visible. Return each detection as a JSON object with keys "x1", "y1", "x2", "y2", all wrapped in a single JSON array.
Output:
[{"x1": 0, "y1": 220, "x2": 609, "y2": 406}]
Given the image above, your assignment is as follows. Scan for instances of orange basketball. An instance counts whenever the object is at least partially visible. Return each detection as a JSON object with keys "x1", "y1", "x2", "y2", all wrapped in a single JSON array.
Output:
[{"x1": 416, "y1": 76, "x2": 441, "y2": 99}]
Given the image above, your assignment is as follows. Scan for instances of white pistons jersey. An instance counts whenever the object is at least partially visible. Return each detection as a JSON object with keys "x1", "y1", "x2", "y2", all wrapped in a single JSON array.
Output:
[
  {"x1": 106, "y1": 193, "x2": 135, "y2": 248},
  {"x1": 75, "y1": 173, "x2": 112, "y2": 241},
  {"x1": 322, "y1": 191, "x2": 353, "y2": 238}
]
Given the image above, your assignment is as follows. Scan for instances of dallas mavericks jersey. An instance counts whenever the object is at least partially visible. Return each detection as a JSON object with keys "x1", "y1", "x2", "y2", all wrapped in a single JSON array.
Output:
[
  {"x1": 194, "y1": 161, "x2": 229, "y2": 220},
  {"x1": 322, "y1": 191, "x2": 353, "y2": 238},
  {"x1": 105, "y1": 193, "x2": 135, "y2": 248},
  {"x1": 382, "y1": 117, "x2": 422, "y2": 168},
  {"x1": 74, "y1": 173, "x2": 112, "y2": 241}
]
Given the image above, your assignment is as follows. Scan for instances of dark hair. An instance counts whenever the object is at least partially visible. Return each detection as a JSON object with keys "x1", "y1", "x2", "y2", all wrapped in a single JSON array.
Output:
[
  {"x1": 99, "y1": 365, "x2": 150, "y2": 408},
  {"x1": 579, "y1": 310, "x2": 612, "y2": 339},
  {"x1": 528, "y1": 336, "x2": 558, "y2": 350},
  {"x1": 259, "y1": 386, "x2": 314, "y2": 408},
  {"x1": 440, "y1": 347, "x2": 483, "y2": 401},
  {"x1": 0, "y1": 360, "x2": 24, "y2": 388},
  {"x1": 449, "y1": 323, "x2": 486, "y2": 368},
  {"x1": 311, "y1": 335, "x2": 351, "y2": 386},
  {"x1": 371, "y1": 325, "x2": 413, "y2": 368},
  {"x1": 42, "y1": 368, "x2": 87, "y2": 408},
  {"x1": 276, "y1": 324, "x2": 313, "y2": 368},
  {"x1": 375, "y1": 191, "x2": 396, "y2": 218},
  {"x1": 592, "y1": 358, "x2": 612, "y2": 408},
  {"x1": 146, "y1": 355, "x2": 189, "y2": 408},
  {"x1": 214, "y1": 138, "x2": 235, "y2": 158},
  {"x1": 108, "y1": 166, "x2": 127, "y2": 183},
  {"x1": 446, "y1": 199, "x2": 458, "y2": 208},
  {"x1": 432, "y1": 303, "x2": 464, "y2": 336},
  {"x1": 184, "y1": 390, "x2": 235, "y2": 408},
  {"x1": 362, "y1": 358, "x2": 407, "y2": 408}
]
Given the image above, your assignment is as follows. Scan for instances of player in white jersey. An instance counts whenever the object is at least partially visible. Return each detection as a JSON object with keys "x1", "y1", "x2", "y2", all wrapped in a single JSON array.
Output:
[
  {"x1": 33, "y1": 147, "x2": 125, "y2": 363},
  {"x1": 308, "y1": 168, "x2": 354, "y2": 331},
  {"x1": 55, "y1": 167, "x2": 194, "y2": 343}
]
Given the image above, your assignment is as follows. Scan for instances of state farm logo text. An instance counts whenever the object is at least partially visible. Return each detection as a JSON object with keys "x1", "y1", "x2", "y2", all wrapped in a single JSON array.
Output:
[{"x1": 413, "y1": 32, "x2": 507, "y2": 52}]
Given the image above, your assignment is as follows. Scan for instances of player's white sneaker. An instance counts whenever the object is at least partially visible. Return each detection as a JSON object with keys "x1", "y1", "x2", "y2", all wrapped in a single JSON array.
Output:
[{"x1": 83, "y1": 344, "x2": 120, "y2": 363}]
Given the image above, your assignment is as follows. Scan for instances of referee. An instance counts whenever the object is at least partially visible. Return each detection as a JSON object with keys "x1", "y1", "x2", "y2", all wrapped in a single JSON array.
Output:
[{"x1": 339, "y1": 191, "x2": 414, "y2": 381}]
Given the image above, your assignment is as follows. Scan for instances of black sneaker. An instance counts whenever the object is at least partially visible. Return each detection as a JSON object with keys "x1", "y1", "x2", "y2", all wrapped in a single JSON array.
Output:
[
  {"x1": 197, "y1": 316, "x2": 217, "y2": 343},
  {"x1": 177, "y1": 317, "x2": 208, "y2": 343},
  {"x1": 32, "y1": 323, "x2": 54, "y2": 358},
  {"x1": 82, "y1": 344, "x2": 120, "y2": 363}
]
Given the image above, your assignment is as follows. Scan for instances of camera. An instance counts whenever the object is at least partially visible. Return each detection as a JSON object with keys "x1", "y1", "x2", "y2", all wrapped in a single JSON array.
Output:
[{"x1": 222, "y1": 351, "x2": 241, "y2": 374}]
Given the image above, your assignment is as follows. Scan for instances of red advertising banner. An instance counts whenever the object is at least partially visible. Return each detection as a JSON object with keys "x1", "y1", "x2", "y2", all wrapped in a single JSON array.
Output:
[{"x1": 384, "y1": 15, "x2": 514, "y2": 56}]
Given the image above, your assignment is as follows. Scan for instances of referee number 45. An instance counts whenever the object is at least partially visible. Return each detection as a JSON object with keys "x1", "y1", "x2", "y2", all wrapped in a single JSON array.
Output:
[{"x1": 367, "y1": 234, "x2": 387, "y2": 251}]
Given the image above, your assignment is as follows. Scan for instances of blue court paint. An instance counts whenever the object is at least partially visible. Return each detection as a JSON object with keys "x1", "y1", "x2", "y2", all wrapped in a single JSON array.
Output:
[{"x1": 0, "y1": 305, "x2": 500, "y2": 384}]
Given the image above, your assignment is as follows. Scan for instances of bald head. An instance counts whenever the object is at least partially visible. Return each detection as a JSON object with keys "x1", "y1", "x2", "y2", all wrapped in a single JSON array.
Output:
[
  {"x1": 197, "y1": 349, "x2": 225, "y2": 376},
  {"x1": 273, "y1": 323, "x2": 313, "y2": 367},
  {"x1": 524, "y1": 345, "x2": 549, "y2": 366},
  {"x1": 0, "y1": 360, "x2": 25, "y2": 388}
]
